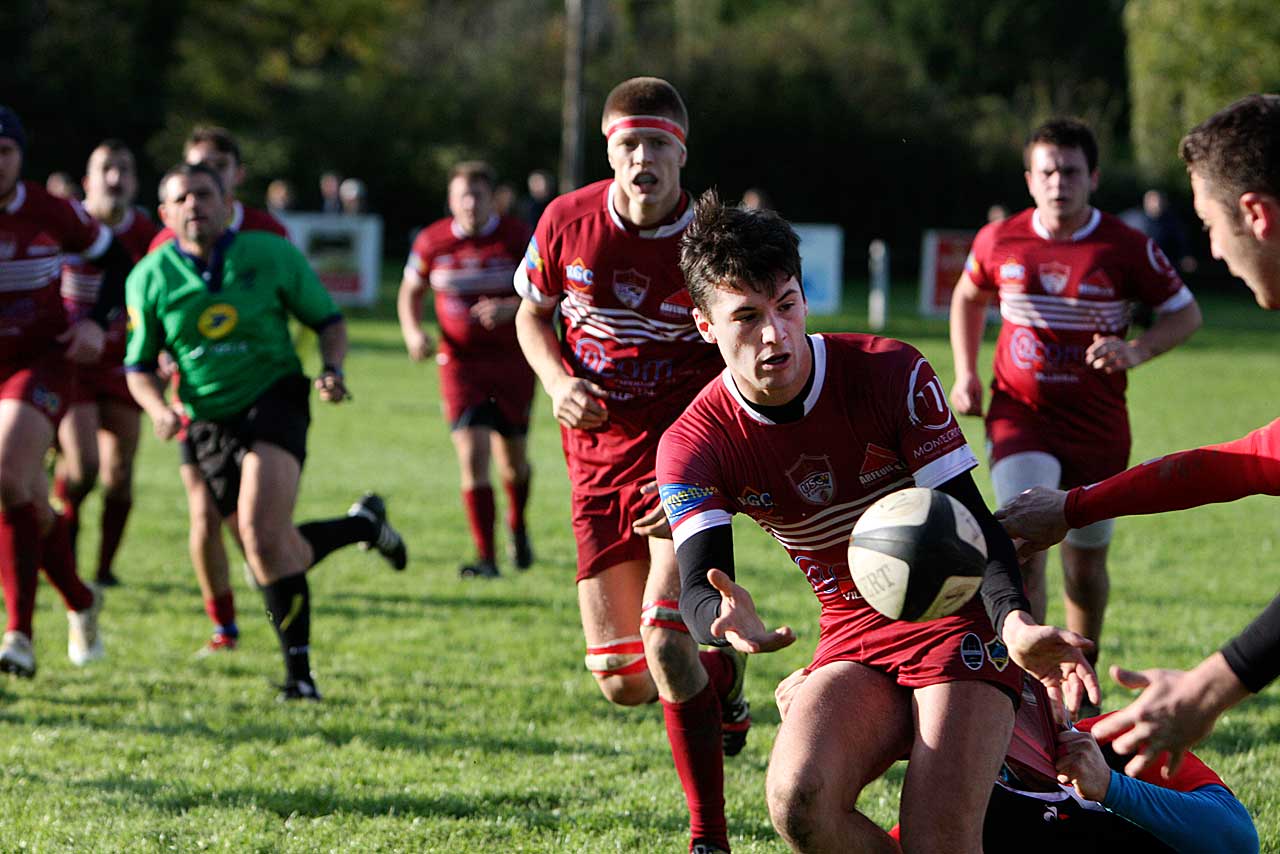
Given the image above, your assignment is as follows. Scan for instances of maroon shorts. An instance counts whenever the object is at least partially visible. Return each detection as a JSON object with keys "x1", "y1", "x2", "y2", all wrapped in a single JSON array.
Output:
[
  {"x1": 68, "y1": 361, "x2": 138, "y2": 409},
  {"x1": 571, "y1": 478, "x2": 657, "y2": 582},
  {"x1": 0, "y1": 347, "x2": 73, "y2": 424},
  {"x1": 986, "y1": 392, "x2": 1129, "y2": 489},
  {"x1": 809, "y1": 599, "x2": 1023, "y2": 702},
  {"x1": 438, "y1": 352, "x2": 535, "y2": 434}
]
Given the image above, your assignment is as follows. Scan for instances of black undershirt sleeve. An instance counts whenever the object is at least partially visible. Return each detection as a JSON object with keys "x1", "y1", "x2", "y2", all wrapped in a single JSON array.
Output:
[
  {"x1": 88, "y1": 236, "x2": 133, "y2": 328},
  {"x1": 675, "y1": 524, "x2": 736, "y2": 647},
  {"x1": 936, "y1": 471, "x2": 1031, "y2": 638},
  {"x1": 1221, "y1": 593, "x2": 1280, "y2": 693}
]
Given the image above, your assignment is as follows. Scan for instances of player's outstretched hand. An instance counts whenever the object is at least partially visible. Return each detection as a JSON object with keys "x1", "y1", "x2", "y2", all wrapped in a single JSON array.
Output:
[
  {"x1": 1002, "y1": 611, "x2": 1099, "y2": 717},
  {"x1": 470, "y1": 297, "x2": 518, "y2": 330},
  {"x1": 1086, "y1": 333, "x2": 1147, "y2": 374},
  {"x1": 632, "y1": 481, "x2": 671, "y2": 538},
  {"x1": 58, "y1": 318, "x2": 105, "y2": 365},
  {"x1": 1090, "y1": 656, "x2": 1249, "y2": 779},
  {"x1": 949, "y1": 373, "x2": 985, "y2": 417},
  {"x1": 550, "y1": 375, "x2": 608, "y2": 430},
  {"x1": 315, "y1": 369, "x2": 350, "y2": 403},
  {"x1": 1055, "y1": 728, "x2": 1112, "y2": 802},
  {"x1": 404, "y1": 330, "x2": 435, "y2": 362},
  {"x1": 994, "y1": 486, "x2": 1071, "y2": 556},
  {"x1": 706, "y1": 568, "x2": 795, "y2": 655}
]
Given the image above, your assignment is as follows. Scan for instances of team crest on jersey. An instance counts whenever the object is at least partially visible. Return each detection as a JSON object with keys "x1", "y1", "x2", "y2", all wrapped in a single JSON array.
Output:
[
  {"x1": 997, "y1": 257, "x2": 1026, "y2": 285},
  {"x1": 613, "y1": 268, "x2": 650, "y2": 309},
  {"x1": 786, "y1": 454, "x2": 835, "y2": 506},
  {"x1": 1038, "y1": 261, "x2": 1071, "y2": 295},
  {"x1": 565, "y1": 257, "x2": 594, "y2": 291},
  {"x1": 960, "y1": 633, "x2": 985, "y2": 671},
  {"x1": 197, "y1": 303, "x2": 239, "y2": 340},
  {"x1": 858, "y1": 443, "x2": 906, "y2": 486},
  {"x1": 985, "y1": 636, "x2": 1010, "y2": 672}
]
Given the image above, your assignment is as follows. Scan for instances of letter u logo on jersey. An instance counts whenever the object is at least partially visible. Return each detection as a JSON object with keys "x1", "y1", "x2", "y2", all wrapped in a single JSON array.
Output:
[
  {"x1": 197, "y1": 303, "x2": 239, "y2": 340},
  {"x1": 787, "y1": 454, "x2": 836, "y2": 506}
]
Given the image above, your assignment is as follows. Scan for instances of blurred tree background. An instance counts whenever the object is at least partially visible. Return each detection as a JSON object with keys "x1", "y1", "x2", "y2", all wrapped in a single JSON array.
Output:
[{"x1": 4, "y1": 0, "x2": 1276, "y2": 274}]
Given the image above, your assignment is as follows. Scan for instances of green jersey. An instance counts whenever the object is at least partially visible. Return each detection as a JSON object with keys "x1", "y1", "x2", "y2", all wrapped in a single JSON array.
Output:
[{"x1": 125, "y1": 231, "x2": 340, "y2": 422}]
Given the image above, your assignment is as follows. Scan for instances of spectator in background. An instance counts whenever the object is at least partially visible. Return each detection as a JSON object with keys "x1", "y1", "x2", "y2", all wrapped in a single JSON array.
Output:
[
  {"x1": 319, "y1": 171, "x2": 342, "y2": 213},
  {"x1": 741, "y1": 186, "x2": 771, "y2": 210},
  {"x1": 266, "y1": 179, "x2": 294, "y2": 217},
  {"x1": 520, "y1": 169, "x2": 555, "y2": 226},
  {"x1": 987, "y1": 203, "x2": 1009, "y2": 223},
  {"x1": 1121, "y1": 189, "x2": 1197, "y2": 274},
  {"x1": 493, "y1": 182, "x2": 517, "y2": 218},
  {"x1": 46, "y1": 171, "x2": 84, "y2": 201},
  {"x1": 339, "y1": 177, "x2": 367, "y2": 215}
]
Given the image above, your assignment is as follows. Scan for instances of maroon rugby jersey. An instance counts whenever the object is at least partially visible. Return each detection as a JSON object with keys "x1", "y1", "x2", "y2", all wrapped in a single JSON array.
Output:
[
  {"x1": 405, "y1": 213, "x2": 529, "y2": 358},
  {"x1": 61, "y1": 206, "x2": 157, "y2": 365},
  {"x1": 657, "y1": 334, "x2": 980, "y2": 638},
  {"x1": 0, "y1": 181, "x2": 110, "y2": 360},
  {"x1": 515, "y1": 179, "x2": 722, "y2": 490},
  {"x1": 965, "y1": 208, "x2": 1192, "y2": 441},
  {"x1": 147, "y1": 201, "x2": 286, "y2": 252}
]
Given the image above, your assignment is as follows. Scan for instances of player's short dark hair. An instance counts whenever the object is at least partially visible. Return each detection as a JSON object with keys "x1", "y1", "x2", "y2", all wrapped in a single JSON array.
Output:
[
  {"x1": 450, "y1": 160, "x2": 497, "y2": 189},
  {"x1": 679, "y1": 189, "x2": 802, "y2": 315},
  {"x1": 1180, "y1": 94, "x2": 1280, "y2": 217},
  {"x1": 601, "y1": 77, "x2": 688, "y2": 134},
  {"x1": 185, "y1": 125, "x2": 242, "y2": 165},
  {"x1": 1025, "y1": 118, "x2": 1099, "y2": 173},
  {"x1": 158, "y1": 161, "x2": 225, "y2": 201},
  {"x1": 88, "y1": 139, "x2": 134, "y2": 169}
]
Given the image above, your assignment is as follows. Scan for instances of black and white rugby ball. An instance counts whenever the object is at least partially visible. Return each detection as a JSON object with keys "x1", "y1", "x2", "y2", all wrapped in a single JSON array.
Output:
[{"x1": 848, "y1": 487, "x2": 987, "y2": 622}]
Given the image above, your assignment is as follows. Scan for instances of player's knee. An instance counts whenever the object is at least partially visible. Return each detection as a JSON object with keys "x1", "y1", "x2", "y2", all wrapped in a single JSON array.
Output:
[
  {"x1": 100, "y1": 467, "x2": 133, "y2": 502},
  {"x1": 639, "y1": 599, "x2": 696, "y2": 680},
  {"x1": 766, "y1": 772, "x2": 827, "y2": 849},
  {"x1": 585, "y1": 637, "x2": 656, "y2": 706},
  {"x1": 0, "y1": 472, "x2": 35, "y2": 508},
  {"x1": 595, "y1": 672, "x2": 657, "y2": 706},
  {"x1": 240, "y1": 521, "x2": 290, "y2": 570}
]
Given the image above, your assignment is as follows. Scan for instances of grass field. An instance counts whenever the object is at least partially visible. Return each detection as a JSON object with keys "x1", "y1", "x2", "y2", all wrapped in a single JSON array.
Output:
[{"x1": 1, "y1": 280, "x2": 1278, "y2": 852}]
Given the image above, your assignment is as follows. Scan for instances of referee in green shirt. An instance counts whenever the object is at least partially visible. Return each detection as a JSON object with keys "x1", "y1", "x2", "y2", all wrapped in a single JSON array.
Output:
[{"x1": 125, "y1": 162, "x2": 407, "y2": 701}]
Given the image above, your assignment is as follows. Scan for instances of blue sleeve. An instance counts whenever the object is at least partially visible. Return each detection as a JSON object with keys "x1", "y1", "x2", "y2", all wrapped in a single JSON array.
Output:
[{"x1": 1103, "y1": 772, "x2": 1258, "y2": 854}]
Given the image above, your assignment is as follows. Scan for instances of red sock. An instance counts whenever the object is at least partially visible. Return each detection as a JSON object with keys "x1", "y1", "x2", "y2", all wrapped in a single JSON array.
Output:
[
  {"x1": 662, "y1": 684, "x2": 729, "y2": 852},
  {"x1": 204, "y1": 591, "x2": 237, "y2": 632},
  {"x1": 97, "y1": 497, "x2": 132, "y2": 579},
  {"x1": 699, "y1": 648, "x2": 734, "y2": 701},
  {"x1": 0, "y1": 504, "x2": 41, "y2": 635},
  {"x1": 41, "y1": 512, "x2": 95, "y2": 612},
  {"x1": 53, "y1": 475, "x2": 80, "y2": 548},
  {"x1": 462, "y1": 486, "x2": 496, "y2": 562},
  {"x1": 504, "y1": 475, "x2": 530, "y2": 534}
]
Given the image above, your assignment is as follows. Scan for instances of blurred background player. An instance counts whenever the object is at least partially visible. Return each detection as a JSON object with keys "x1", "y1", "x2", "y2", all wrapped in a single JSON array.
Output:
[
  {"x1": 949, "y1": 117, "x2": 1202, "y2": 707},
  {"x1": 398, "y1": 161, "x2": 535, "y2": 578},
  {"x1": 662, "y1": 193, "x2": 1097, "y2": 854},
  {"x1": 45, "y1": 170, "x2": 83, "y2": 202},
  {"x1": 0, "y1": 106, "x2": 137, "y2": 676},
  {"x1": 1121, "y1": 189, "x2": 1197, "y2": 275},
  {"x1": 150, "y1": 126, "x2": 289, "y2": 654},
  {"x1": 55, "y1": 140, "x2": 158, "y2": 588},
  {"x1": 126, "y1": 162, "x2": 405, "y2": 701},
  {"x1": 514, "y1": 78, "x2": 745, "y2": 854},
  {"x1": 519, "y1": 168, "x2": 556, "y2": 227},
  {"x1": 997, "y1": 94, "x2": 1280, "y2": 782}
]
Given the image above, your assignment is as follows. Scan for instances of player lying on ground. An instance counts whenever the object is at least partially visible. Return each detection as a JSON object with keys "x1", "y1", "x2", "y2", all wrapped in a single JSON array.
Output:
[
  {"x1": 658, "y1": 191, "x2": 1097, "y2": 853},
  {"x1": 995, "y1": 94, "x2": 1280, "y2": 779}
]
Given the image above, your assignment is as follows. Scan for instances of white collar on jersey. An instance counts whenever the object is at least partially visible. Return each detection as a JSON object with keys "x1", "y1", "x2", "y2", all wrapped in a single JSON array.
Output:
[
  {"x1": 228, "y1": 200, "x2": 245, "y2": 231},
  {"x1": 4, "y1": 182, "x2": 27, "y2": 214},
  {"x1": 722, "y1": 333, "x2": 828, "y2": 425},
  {"x1": 605, "y1": 182, "x2": 694, "y2": 239},
  {"x1": 1031, "y1": 207, "x2": 1101, "y2": 242},
  {"x1": 113, "y1": 206, "x2": 135, "y2": 234},
  {"x1": 450, "y1": 213, "x2": 500, "y2": 240}
]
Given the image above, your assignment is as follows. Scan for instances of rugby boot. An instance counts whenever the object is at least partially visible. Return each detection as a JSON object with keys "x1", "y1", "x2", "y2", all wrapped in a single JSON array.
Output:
[
  {"x1": 67, "y1": 586, "x2": 105, "y2": 666},
  {"x1": 0, "y1": 631, "x2": 36, "y2": 678},
  {"x1": 279, "y1": 677, "x2": 323, "y2": 702},
  {"x1": 348, "y1": 492, "x2": 408, "y2": 570},
  {"x1": 459, "y1": 559, "x2": 500, "y2": 579},
  {"x1": 195, "y1": 631, "x2": 239, "y2": 657},
  {"x1": 510, "y1": 528, "x2": 534, "y2": 571}
]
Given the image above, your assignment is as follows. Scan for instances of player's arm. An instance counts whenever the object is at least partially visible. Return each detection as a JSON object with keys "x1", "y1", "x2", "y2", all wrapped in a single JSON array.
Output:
[
  {"x1": 125, "y1": 369, "x2": 181, "y2": 440},
  {"x1": 514, "y1": 298, "x2": 608, "y2": 429},
  {"x1": 1086, "y1": 298, "x2": 1202, "y2": 374},
  {"x1": 314, "y1": 316, "x2": 349, "y2": 403},
  {"x1": 61, "y1": 234, "x2": 134, "y2": 363},
  {"x1": 948, "y1": 273, "x2": 991, "y2": 416},
  {"x1": 396, "y1": 265, "x2": 435, "y2": 361}
]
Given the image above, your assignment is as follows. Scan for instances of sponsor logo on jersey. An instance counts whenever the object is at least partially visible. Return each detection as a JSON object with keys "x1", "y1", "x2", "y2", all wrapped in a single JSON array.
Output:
[
  {"x1": 910, "y1": 424, "x2": 964, "y2": 460},
  {"x1": 998, "y1": 257, "x2": 1026, "y2": 285},
  {"x1": 565, "y1": 256, "x2": 594, "y2": 290},
  {"x1": 795, "y1": 556, "x2": 859, "y2": 600},
  {"x1": 31, "y1": 385, "x2": 61, "y2": 418},
  {"x1": 613, "y1": 268, "x2": 650, "y2": 309},
  {"x1": 126, "y1": 306, "x2": 141, "y2": 332},
  {"x1": 197, "y1": 303, "x2": 239, "y2": 340},
  {"x1": 660, "y1": 289, "x2": 694, "y2": 319},
  {"x1": 960, "y1": 632, "x2": 985, "y2": 670},
  {"x1": 522, "y1": 238, "x2": 543, "y2": 275},
  {"x1": 1038, "y1": 261, "x2": 1071, "y2": 295},
  {"x1": 1009, "y1": 327, "x2": 1087, "y2": 373},
  {"x1": 1146, "y1": 238, "x2": 1177, "y2": 278},
  {"x1": 786, "y1": 454, "x2": 835, "y2": 506},
  {"x1": 907, "y1": 359, "x2": 954, "y2": 431},
  {"x1": 27, "y1": 243, "x2": 57, "y2": 257},
  {"x1": 659, "y1": 483, "x2": 718, "y2": 522},
  {"x1": 1077, "y1": 281, "x2": 1113, "y2": 297},
  {"x1": 985, "y1": 636, "x2": 1010, "y2": 671},
  {"x1": 0, "y1": 235, "x2": 15, "y2": 260},
  {"x1": 859, "y1": 443, "x2": 905, "y2": 486}
]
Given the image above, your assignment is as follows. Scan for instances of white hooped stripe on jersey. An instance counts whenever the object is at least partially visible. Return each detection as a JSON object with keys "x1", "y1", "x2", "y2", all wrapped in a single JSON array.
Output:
[
  {"x1": 427, "y1": 265, "x2": 520, "y2": 295},
  {"x1": 999, "y1": 293, "x2": 1131, "y2": 333},
  {"x1": 1031, "y1": 208, "x2": 1101, "y2": 242},
  {"x1": 561, "y1": 292, "x2": 702, "y2": 344},
  {"x1": 0, "y1": 255, "x2": 61, "y2": 293},
  {"x1": 450, "y1": 214, "x2": 500, "y2": 241},
  {"x1": 605, "y1": 182, "x2": 694, "y2": 240},
  {"x1": 723, "y1": 334, "x2": 828, "y2": 425}
]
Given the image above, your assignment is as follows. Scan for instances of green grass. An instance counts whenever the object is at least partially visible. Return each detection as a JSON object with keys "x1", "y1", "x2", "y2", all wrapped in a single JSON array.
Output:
[{"x1": 3, "y1": 280, "x2": 1279, "y2": 851}]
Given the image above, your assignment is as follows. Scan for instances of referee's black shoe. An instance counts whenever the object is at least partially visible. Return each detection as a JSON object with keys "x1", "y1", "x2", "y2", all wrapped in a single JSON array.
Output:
[{"x1": 349, "y1": 492, "x2": 408, "y2": 571}]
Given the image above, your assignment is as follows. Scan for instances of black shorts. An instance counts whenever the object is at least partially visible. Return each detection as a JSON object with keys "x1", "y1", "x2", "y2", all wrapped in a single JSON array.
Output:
[
  {"x1": 451, "y1": 398, "x2": 528, "y2": 438},
  {"x1": 187, "y1": 374, "x2": 311, "y2": 518}
]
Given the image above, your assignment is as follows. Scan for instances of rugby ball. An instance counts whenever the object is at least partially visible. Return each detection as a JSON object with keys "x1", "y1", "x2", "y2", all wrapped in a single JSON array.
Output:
[{"x1": 848, "y1": 487, "x2": 987, "y2": 621}]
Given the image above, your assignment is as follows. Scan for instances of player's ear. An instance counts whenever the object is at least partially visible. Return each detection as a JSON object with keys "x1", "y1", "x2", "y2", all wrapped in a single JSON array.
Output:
[
  {"x1": 1089, "y1": 169, "x2": 1100, "y2": 193},
  {"x1": 1240, "y1": 192, "x2": 1279, "y2": 240},
  {"x1": 678, "y1": 146, "x2": 687, "y2": 169},
  {"x1": 692, "y1": 307, "x2": 716, "y2": 343}
]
